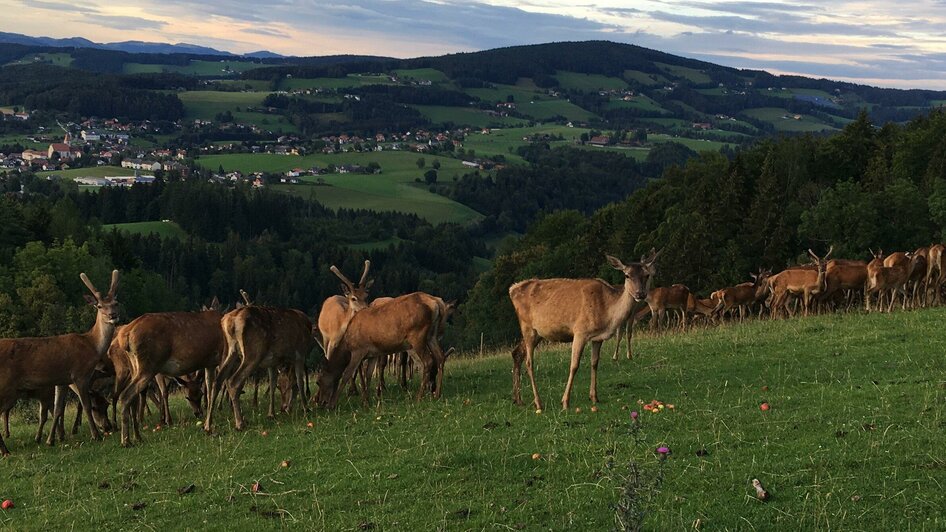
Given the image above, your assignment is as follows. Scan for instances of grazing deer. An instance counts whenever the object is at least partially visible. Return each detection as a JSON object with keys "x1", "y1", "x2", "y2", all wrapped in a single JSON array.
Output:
[
  {"x1": 0, "y1": 270, "x2": 120, "y2": 455},
  {"x1": 112, "y1": 308, "x2": 226, "y2": 446},
  {"x1": 318, "y1": 261, "x2": 373, "y2": 363},
  {"x1": 205, "y1": 305, "x2": 315, "y2": 432},
  {"x1": 819, "y1": 259, "x2": 868, "y2": 311},
  {"x1": 866, "y1": 250, "x2": 912, "y2": 312},
  {"x1": 713, "y1": 270, "x2": 771, "y2": 321},
  {"x1": 928, "y1": 244, "x2": 945, "y2": 305},
  {"x1": 316, "y1": 292, "x2": 448, "y2": 409},
  {"x1": 767, "y1": 248, "x2": 833, "y2": 318},
  {"x1": 907, "y1": 248, "x2": 929, "y2": 308},
  {"x1": 509, "y1": 251, "x2": 659, "y2": 411},
  {"x1": 641, "y1": 284, "x2": 695, "y2": 331}
]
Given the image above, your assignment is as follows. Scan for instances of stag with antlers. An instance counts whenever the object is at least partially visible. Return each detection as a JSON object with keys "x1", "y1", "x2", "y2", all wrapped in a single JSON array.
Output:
[
  {"x1": 766, "y1": 248, "x2": 833, "y2": 318},
  {"x1": 0, "y1": 270, "x2": 120, "y2": 455},
  {"x1": 509, "y1": 250, "x2": 659, "y2": 411}
]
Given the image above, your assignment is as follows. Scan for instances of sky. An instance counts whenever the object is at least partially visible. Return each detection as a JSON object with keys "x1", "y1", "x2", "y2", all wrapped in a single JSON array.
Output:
[{"x1": 4, "y1": 0, "x2": 946, "y2": 89}]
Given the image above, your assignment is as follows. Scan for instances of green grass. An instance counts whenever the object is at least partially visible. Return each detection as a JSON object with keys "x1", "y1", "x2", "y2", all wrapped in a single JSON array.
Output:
[
  {"x1": 393, "y1": 68, "x2": 449, "y2": 83},
  {"x1": 278, "y1": 75, "x2": 394, "y2": 91},
  {"x1": 605, "y1": 95, "x2": 667, "y2": 114},
  {"x1": 123, "y1": 60, "x2": 263, "y2": 76},
  {"x1": 37, "y1": 166, "x2": 137, "y2": 179},
  {"x1": 0, "y1": 135, "x2": 45, "y2": 149},
  {"x1": 178, "y1": 91, "x2": 297, "y2": 132},
  {"x1": 742, "y1": 108, "x2": 838, "y2": 132},
  {"x1": 554, "y1": 71, "x2": 628, "y2": 91},
  {"x1": 101, "y1": 221, "x2": 188, "y2": 239},
  {"x1": 197, "y1": 151, "x2": 483, "y2": 225},
  {"x1": 655, "y1": 63, "x2": 712, "y2": 84},
  {"x1": 413, "y1": 105, "x2": 528, "y2": 128},
  {"x1": 623, "y1": 70, "x2": 668, "y2": 87},
  {"x1": 465, "y1": 84, "x2": 552, "y2": 105},
  {"x1": 7, "y1": 53, "x2": 73, "y2": 67},
  {"x1": 461, "y1": 125, "x2": 590, "y2": 164},
  {"x1": 518, "y1": 100, "x2": 597, "y2": 122},
  {"x1": 4, "y1": 308, "x2": 946, "y2": 529},
  {"x1": 648, "y1": 134, "x2": 737, "y2": 152}
]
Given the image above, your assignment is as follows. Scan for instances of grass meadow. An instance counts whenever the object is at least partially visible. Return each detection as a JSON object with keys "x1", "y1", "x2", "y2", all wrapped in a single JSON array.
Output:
[
  {"x1": 101, "y1": 221, "x2": 188, "y2": 239},
  {"x1": 197, "y1": 151, "x2": 483, "y2": 225},
  {"x1": 2, "y1": 308, "x2": 946, "y2": 529}
]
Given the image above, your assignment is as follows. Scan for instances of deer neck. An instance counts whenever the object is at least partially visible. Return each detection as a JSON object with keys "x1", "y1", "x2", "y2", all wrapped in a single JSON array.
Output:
[
  {"x1": 618, "y1": 277, "x2": 640, "y2": 321},
  {"x1": 85, "y1": 312, "x2": 117, "y2": 358}
]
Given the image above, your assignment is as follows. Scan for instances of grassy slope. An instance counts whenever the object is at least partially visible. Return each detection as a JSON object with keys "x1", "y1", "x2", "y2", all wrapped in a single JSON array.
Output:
[
  {"x1": 178, "y1": 91, "x2": 297, "y2": 133},
  {"x1": 197, "y1": 151, "x2": 483, "y2": 225},
  {"x1": 742, "y1": 108, "x2": 838, "y2": 132},
  {"x1": 101, "y1": 221, "x2": 188, "y2": 239},
  {"x1": 37, "y1": 166, "x2": 137, "y2": 179},
  {"x1": 2, "y1": 308, "x2": 946, "y2": 530}
]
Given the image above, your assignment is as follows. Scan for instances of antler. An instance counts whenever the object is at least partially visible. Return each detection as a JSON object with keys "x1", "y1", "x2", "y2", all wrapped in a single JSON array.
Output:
[
  {"x1": 358, "y1": 260, "x2": 371, "y2": 288},
  {"x1": 107, "y1": 269, "x2": 120, "y2": 299},
  {"x1": 824, "y1": 245, "x2": 834, "y2": 260},
  {"x1": 239, "y1": 289, "x2": 253, "y2": 306},
  {"x1": 80, "y1": 272, "x2": 102, "y2": 301},
  {"x1": 330, "y1": 265, "x2": 354, "y2": 290}
]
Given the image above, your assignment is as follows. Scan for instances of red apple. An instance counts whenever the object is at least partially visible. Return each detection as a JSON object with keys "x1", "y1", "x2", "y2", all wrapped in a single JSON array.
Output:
[
  {"x1": 1, "y1": 499, "x2": 13, "y2": 510},
  {"x1": 760, "y1": 403, "x2": 770, "y2": 411}
]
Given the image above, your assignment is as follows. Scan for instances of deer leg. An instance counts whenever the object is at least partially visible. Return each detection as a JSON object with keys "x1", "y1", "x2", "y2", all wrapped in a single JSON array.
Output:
[
  {"x1": 266, "y1": 367, "x2": 277, "y2": 419},
  {"x1": 521, "y1": 333, "x2": 542, "y2": 410},
  {"x1": 511, "y1": 342, "x2": 524, "y2": 405},
  {"x1": 71, "y1": 397, "x2": 82, "y2": 435},
  {"x1": 562, "y1": 338, "x2": 587, "y2": 410},
  {"x1": 46, "y1": 386, "x2": 67, "y2": 446},
  {"x1": 426, "y1": 339, "x2": 447, "y2": 400},
  {"x1": 154, "y1": 376, "x2": 172, "y2": 426},
  {"x1": 626, "y1": 316, "x2": 635, "y2": 360},
  {"x1": 73, "y1": 380, "x2": 102, "y2": 442},
  {"x1": 611, "y1": 321, "x2": 624, "y2": 361},
  {"x1": 117, "y1": 373, "x2": 154, "y2": 447},
  {"x1": 33, "y1": 399, "x2": 49, "y2": 444},
  {"x1": 589, "y1": 341, "x2": 602, "y2": 404},
  {"x1": 293, "y1": 356, "x2": 308, "y2": 413},
  {"x1": 204, "y1": 344, "x2": 240, "y2": 434},
  {"x1": 332, "y1": 354, "x2": 366, "y2": 409},
  {"x1": 2, "y1": 409, "x2": 8, "y2": 439}
]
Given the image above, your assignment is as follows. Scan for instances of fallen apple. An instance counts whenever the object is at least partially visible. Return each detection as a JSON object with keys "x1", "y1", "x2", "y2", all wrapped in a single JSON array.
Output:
[
  {"x1": 590, "y1": 405, "x2": 599, "y2": 413},
  {"x1": 760, "y1": 403, "x2": 770, "y2": 411},
  {"x1": 531, "y1": 453, "x2": 541, "y2": 460},
  {"x1": 1, "y1": 499, "x2": 12, "y2": 510}
]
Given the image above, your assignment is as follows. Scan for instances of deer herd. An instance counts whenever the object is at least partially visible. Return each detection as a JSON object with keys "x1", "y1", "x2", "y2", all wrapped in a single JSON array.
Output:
[{"x1": 0, "y1": 243, "x2": 944, "y2": 455}]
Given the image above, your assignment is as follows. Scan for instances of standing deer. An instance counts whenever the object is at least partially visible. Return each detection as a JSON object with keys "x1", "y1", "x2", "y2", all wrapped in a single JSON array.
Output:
[
  {"x1": 316, "y1": 292, "x2": 448, "y2": 409},
  {"x1": 819, "y1": 259, "x2": 867, "y2": 311},
  {"x1": 0, "y1": 270, "x2": 120, "y2": 455},
  {"x1": 928, "y1": 244, "x2": 945, "y2": 305},
  {"x1": 866, "y1": 250, "x2": 912, "y2": 312},
  {"x1": 509, "y1": 251, "x2": 659, "y2": 411},
  {"x1": 112, "y1": 307, "x2": 226, "y2": 446},
  {"x1": 713, "y1": 270, "x2": 771, "y2": 321},
  {"x1": 767, "y1": 248, "x2": 833, "y2": 318},
  {"x1": 204, "y1": 305, "x2": 315, "y2": 433},
  {"x1": 318, "y1": 261, "x2": 373, "y2": 363}
]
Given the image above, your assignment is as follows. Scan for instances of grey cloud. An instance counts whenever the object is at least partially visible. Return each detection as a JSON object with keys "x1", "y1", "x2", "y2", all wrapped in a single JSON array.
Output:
[
  {"x1": 645, "y1": 10, "x2": 898, "y2": 37},
  {"x1": 242, "y1": 27, "x2": 287, "y2": 38},
  {"x1": 83, "y1": 14, "x2": 167, "y2": 31},
  {"x1": 21, "y1": 0, "x2": 99, "y2": 14}
]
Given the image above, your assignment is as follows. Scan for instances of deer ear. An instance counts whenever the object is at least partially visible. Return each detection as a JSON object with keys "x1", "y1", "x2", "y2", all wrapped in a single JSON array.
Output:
[
  {"x1": 364, "y1": 279, "x2": 374, "y2": 290},
  {"x1": 83, "y1": 294, "x2": 98, "y2": 306},
  {"x1": 605, "y1": 254, "x2": 625, "y2": 270}
]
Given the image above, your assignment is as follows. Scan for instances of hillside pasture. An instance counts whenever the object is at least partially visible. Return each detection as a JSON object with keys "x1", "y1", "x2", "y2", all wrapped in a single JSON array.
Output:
[
  {"x1": 461, "y1": 125, "x2": 590, "y2": 164},
  {"x1": 122, "y1": 60, "x2": 263, "y2": 76},
  {"x1": 554, "y1": 71, "x2": 628, "y2": 91},
  {"x1": 37, "y1": 166, "x2": 137, "y2": 179},
  {"x1": 101, "y1": 220, "x2": 188, "y2": 239},
  {"x1": 742, "y1": 107, "x2": 838, "y2": 132},
  {"x1": 178, "y1": 91, "x2": 297, "y2": 132},
  {"x1": 278, "y1": 75, "x2": 394, "y2": 91},
  {"x1": 197, "y1": 151, "x2": 483, "y2": 225},
  {"x1": 2, "y1": 309, "x2": 945, "y2": 529},
  {"x1": 623, "y1": 69, "x2": 669, "y2": 86},
  {"x1": 413, "y1": 105, "x2": 528, "y2": 128},
  {"x1": 655, "y1": 62, "x2": 712, "y2": 84}
]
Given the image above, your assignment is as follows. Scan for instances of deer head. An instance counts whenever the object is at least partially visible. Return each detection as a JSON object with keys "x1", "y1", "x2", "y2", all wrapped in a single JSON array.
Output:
[
  {"x1": 606, "y1": 249, "x2": 660, "y2": 302},
  {"x1": 330, "y1": 260, "x2": 373, "y2": 311},
  {"x1": 81, "y1": 270, "x2": 121, "y2": 325}
]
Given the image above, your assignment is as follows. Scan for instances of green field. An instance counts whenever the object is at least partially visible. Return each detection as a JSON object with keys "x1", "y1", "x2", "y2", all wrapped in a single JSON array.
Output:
[
  {"x1": 0, "y1": 134, "x2": 45, "y2": 149},
  {"x1": 648, "y1": 134, "x2": 737, "y2": 152},
  {"x1": 465, "y1": 84, "x2": 553, "y2": 105},
  {"x1": 37, "y1": 166, "x2": 137, "y2": 179},
  {"x1": 178, "y1": 91, "x2": 296, "y2": 132},
  {"x1": 605, "y1": 95, "x2": 667, "y2": 113},
  {"x1": 461, "y1": 125, "x2": 590, "y2": 164},
  {"x1": 517, "y1": 100, "x2": 596, "y2": 122},
  {"x1": 413, "y1": 105, "x2": 528, "y2": 128},
  {"x1": 655, "y1": 63, "x2": 712, "y2": 84},
  {"x1": 6, "y1": 53, "x2": 73, "y2": 67},
  {"x1": 123, "y1": 60, "x2": 263, "y2": 76},
  {"x1": 742, "y1": 108, "x2": 838, "y2": 132},
  {"x1": 198, "y1": 151, "x2": 483, "y2": 225},
  {"x1": 102, "y1": 221, "x2": 188, "y2": 239},
  {"x1": 278, "y1": 75, "x2": 394, "y2": 91},
  {"x1": 3, "y1": 307, "x2": 946, "y2": 529},
  {"x1": 623, "y1": 70, "x2": 669, "y2": 87},
  {"x1": 554, "y1": 71, "x2": 628, "y2": 91},
  {"x1": 393, "y1": 68, "x2": 449, "y2": 83}
]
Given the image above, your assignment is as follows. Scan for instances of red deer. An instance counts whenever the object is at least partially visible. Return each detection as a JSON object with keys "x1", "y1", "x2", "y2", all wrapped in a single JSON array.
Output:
[
  {"x1": 111, "y1": 307, "x2": 226, "y2": 446},
  {"x1": 818, "y1": 259, "x2": 868, "y2": 311},
  {"x1": 866, "y1": 250, "x2": 912, "y2": 312},
  {"x1": 204, "y1": 305, "x2": 315, "y2": 432},
  {"x1": 928, "y1": 244, "x2": 945, "y2": 305},
  {"x1": 713, "y1": 270, "x2": 771, "y2": 321},
  {"x1": 318, "y1": 261, "x2": 372, "y2": 363},
  {"x1": 767, "y1": 248, "x2": 833, "y2": 318},
  {"x1": 0, "y1": 270, "x2": 120, "y2": 455},
  {"x1": 907, "y1": 247, "x2": 929, "y2": 307},
  {"x1": 316, "y1": 292, "x2": 448, "y2": 409},
  {"x1": 509, "y1": 251, "x2": 659, "y2": 411}
]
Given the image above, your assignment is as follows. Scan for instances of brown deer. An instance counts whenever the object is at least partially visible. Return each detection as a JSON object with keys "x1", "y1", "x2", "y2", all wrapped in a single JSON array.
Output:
[
  {"x1": 713, "y1": 270, "x2": 771, "y2": 321},
  {"x1": 204, "y1": 305, "x2": 315, "y2": 433},
  {"x1": 318, "y1": 261, "x2": 373, "y2": 363},
  {"x1": 767, "y1": 248, "x2": 833, "y2": 318},
  {"x1": 509, "y1": 251, "x2": 659, "y2": 411},
  {"x1": 907, "y1": 248, "x2": 929, "y2": 308},
  {"x1": 642, "y1": 284, "x2": 695, "y2": 331},
  {"x1": 928, "y1": 244, "x2": 945, "y2": 305},
  {"x1": 818, "y1": 259, "x2": 868, "y2": 311},
  {"x1": 112, "y1": 308, "x2": 226, "y2": 446},
  {"x1": 0, "y1": 270, "x2": 120, "y2": 455},
  {"x1": 866, "y1": 250, "x2": 912, "y2": 312},
  {"x1": 315, "y1": 292, "x2": 448, "y2": 409}
]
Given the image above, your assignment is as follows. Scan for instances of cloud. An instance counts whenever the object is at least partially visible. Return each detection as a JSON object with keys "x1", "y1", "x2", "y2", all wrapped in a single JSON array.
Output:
[
  {"x1": 242, "y1": 27, "x2": 287, "y2": 38},
  {"x1": 19, "y1": 0, "x2": 99, "y2": 15},
  {"x1": 82, "y1": 13, "x2": 167, "y2": 31}
]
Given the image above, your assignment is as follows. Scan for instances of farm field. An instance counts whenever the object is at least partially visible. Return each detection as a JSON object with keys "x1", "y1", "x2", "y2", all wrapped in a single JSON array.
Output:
[
  {"x1": 648, "y1": 133, "x2": 737, "y2": 152},
  {"x1": 461, "y1": 125, "x2": 590, "y2": 164},
  {"x1": 37, "y1": 166, "x2": 137, "y2": 179},
  {"x1": 413, "y1": 105, "x2": 528, "y2": 128},
  {"x1": 198, "y1": 151, "x2": 483, "y2": 225},
  {"x1": 742, "y1": 107, "x2": 838, "y2": 132},
  {"x1": 655, "y1": 62, "x2": 712, "y2": 84},
  {"x1": 2, "y1": 308, "x2": 946, "y2": 529},
  {"x1": 178, "y1": 91, "x2": 297, "y2": 132},
  {"x1": 604, "y1": 94, "x2": 667, "y2": 113},
  {"x1": 277, "y1": 75, "x2": 394, "y2": 91},
  {"x1": 623, "y1": 69, "x2": 669, "y2": 86},
  {"x1": 6, "y1": 53, "x2": 73, "y2": 67},
  {"x1": 101, "y1": 221, "x2": 188, "y2": 239},
  {"x1": 554, "y1": 71, "x2": 628, "y2": 91},
  {"x1": 122, "y1": 60, "x2": 263, "y2": 76}
]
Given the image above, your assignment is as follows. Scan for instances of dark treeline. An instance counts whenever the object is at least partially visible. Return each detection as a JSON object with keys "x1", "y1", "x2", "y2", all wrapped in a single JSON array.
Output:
[
  {"x1": 455, "y1": 110, "x2": 946, "y2": 348},
  {"x1": 0, "y1": 64, "x2": 185, "y2": 121},
  {"x1": 448, "y1": 146, "x2": 645, "y2": 233},
  {"x1": 0, "y1": 175, "x2": 484, "y2": 339}
]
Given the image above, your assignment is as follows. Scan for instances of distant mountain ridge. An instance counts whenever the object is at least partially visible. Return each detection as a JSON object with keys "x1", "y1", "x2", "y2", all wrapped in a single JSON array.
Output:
[{"x1": 0, "y1": 31, "x2": 282, "y2": 58}]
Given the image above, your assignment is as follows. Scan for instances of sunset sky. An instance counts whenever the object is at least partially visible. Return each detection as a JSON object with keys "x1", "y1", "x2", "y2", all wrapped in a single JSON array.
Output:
[{"x1": 4, "y1": 0, "x2": 946, "y2": 89}]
